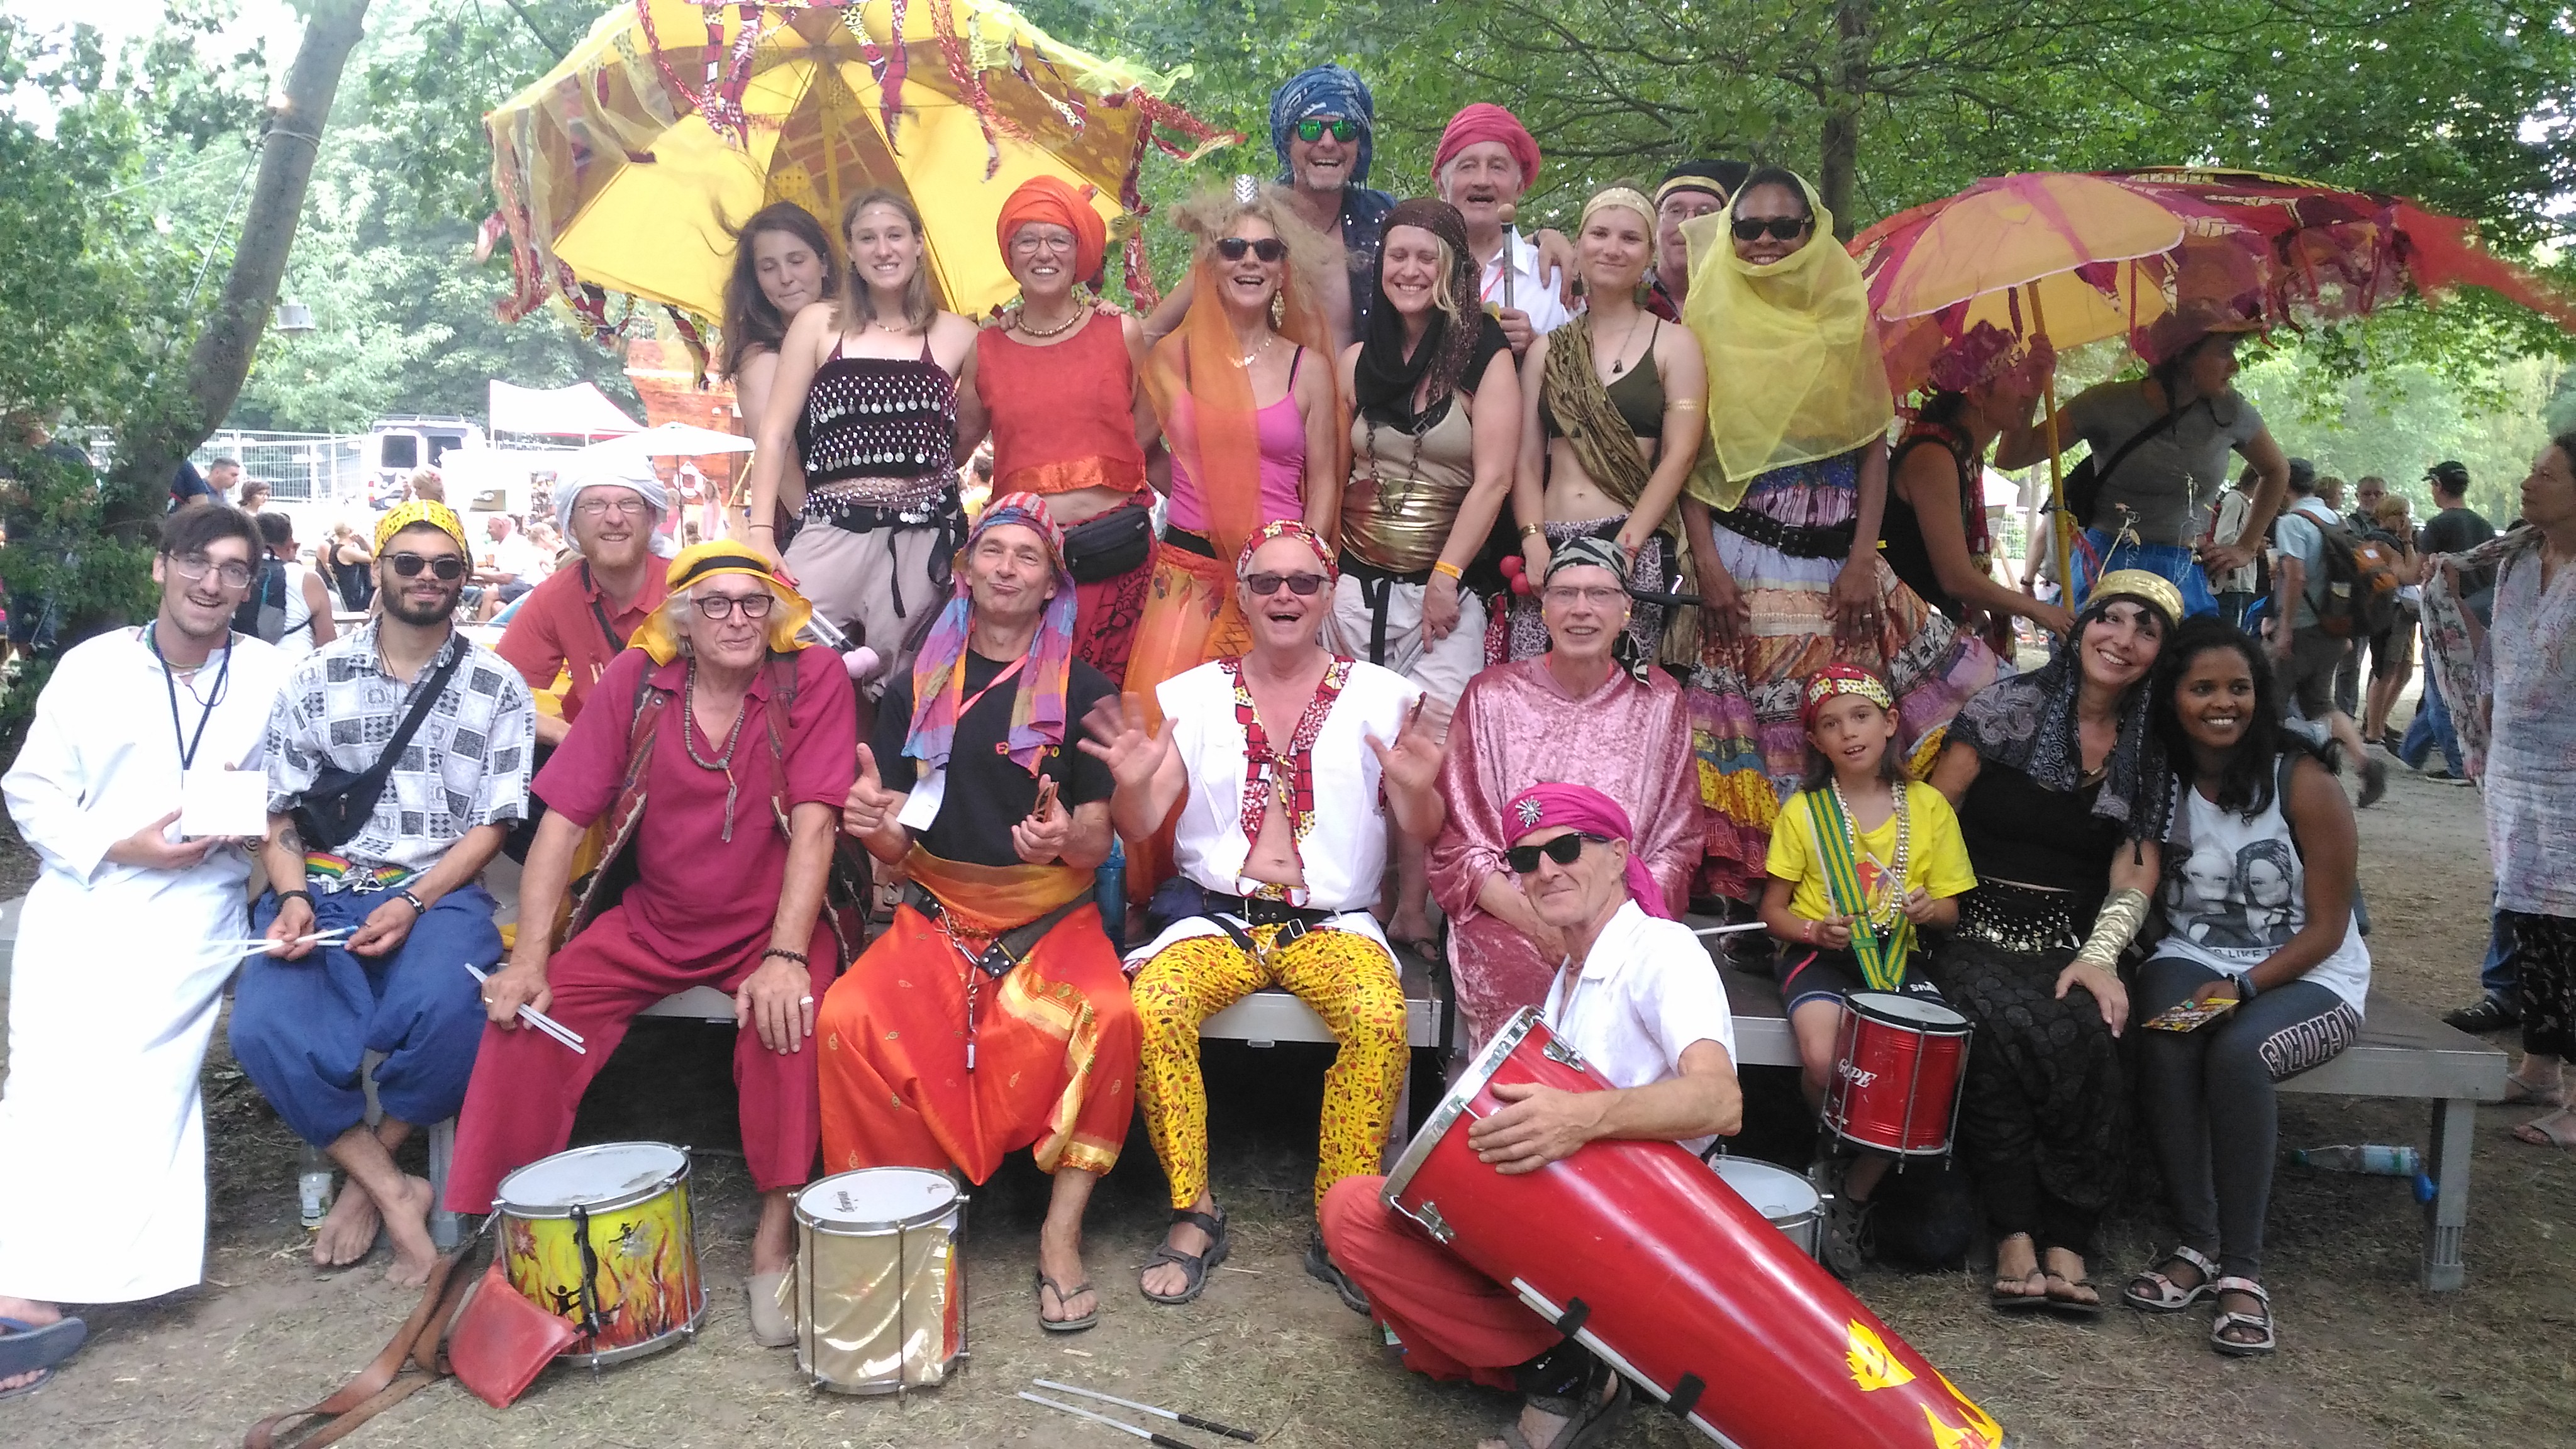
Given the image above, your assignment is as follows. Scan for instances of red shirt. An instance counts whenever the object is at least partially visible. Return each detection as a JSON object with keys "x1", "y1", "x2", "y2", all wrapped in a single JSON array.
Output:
[
  {"x1": 495, "y1": 561, "x2": 670, "y2": 724},
  {"x1": 535, "y1": 647, "x2": 857, "y2": 962}
]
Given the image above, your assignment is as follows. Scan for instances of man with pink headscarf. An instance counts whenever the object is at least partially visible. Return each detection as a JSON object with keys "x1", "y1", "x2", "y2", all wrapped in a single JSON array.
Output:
[
  {"x1": 1433, "y1": 103, "x2": 1570, "y2": 354},
  {"x1": 1317, "y1": 780, "x2": 1740, "y2": 1448}
]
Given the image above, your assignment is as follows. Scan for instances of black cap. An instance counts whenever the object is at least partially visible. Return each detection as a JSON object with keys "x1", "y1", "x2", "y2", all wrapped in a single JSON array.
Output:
[{"x1": 2426, "y1": 460, "x2": 2470, "y2": 490}]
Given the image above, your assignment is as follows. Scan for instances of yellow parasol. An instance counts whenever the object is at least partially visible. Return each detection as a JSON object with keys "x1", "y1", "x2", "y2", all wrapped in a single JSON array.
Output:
[{"x1": 485, "y1": 0, "x2": 1234, "y2": 343}]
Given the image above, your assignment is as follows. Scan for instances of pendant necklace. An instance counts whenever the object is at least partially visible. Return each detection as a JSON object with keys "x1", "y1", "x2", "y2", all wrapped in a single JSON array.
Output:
[
  {"x1": 682, "y1": 660, "x2": 753, "y2": 842},
  {"x1": 1604, "y1": 309, "x2": 1645, "y2": 376},
  {"x1": 1828, "y1": 778, "x2": 1910, "y2": 939}
]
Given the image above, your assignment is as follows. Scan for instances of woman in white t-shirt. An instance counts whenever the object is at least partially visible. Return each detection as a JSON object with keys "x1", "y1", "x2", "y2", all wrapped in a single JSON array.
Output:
[{"x1": 2123, "y1": 616, "x2": 2368, "y2": 1358}]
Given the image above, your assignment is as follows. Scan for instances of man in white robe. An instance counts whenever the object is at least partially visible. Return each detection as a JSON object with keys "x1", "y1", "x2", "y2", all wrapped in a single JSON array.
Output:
[{"x1": 0, "y1": 507, "x2": 289, "y2": 1395}]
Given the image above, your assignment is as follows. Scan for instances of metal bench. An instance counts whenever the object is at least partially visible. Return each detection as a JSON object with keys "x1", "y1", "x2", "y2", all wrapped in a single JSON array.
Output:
[{"x1": 1707, "y1": 936, "x2": 2507, "y2": 1291}]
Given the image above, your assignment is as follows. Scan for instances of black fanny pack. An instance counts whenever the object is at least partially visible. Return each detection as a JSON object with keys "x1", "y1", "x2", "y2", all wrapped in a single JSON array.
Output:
[
  {"x1": 294, "y1": 640, "x2": 464, "y2": 850},
  {"x1": 1711, "y1": 506, "x2": 1856, "y2": 560},
  {"x1": 1061, "y1": 500, "x2": 1154, "y2": 583}
]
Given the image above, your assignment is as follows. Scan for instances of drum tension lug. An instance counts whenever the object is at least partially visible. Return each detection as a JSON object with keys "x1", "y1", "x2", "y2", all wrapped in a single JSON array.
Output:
[
  {"x1": 1541, "y1": 1037, "x2": 1589, "y2": 1070},
  {"x1": 1395, "y1": 1199, "x2": 1454, "y2": 1245}
]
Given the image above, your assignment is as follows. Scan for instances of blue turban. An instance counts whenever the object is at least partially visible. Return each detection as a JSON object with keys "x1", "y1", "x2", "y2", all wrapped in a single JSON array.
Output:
[{"x1": 1269, "y1": 64, "x2": 1374, "y2": 188}]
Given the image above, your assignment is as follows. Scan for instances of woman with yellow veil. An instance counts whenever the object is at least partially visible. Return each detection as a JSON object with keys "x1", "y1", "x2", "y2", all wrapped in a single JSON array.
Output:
[{"x1": 1677, "y1": 167, "x2": 1999, "y2": 911}]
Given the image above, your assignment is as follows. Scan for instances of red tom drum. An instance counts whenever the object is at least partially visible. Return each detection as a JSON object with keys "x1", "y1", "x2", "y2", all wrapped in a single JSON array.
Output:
[
  {"x1": 1823, "y1": 990, "x2": 1972, "y2": 1158},
  {"x1": 1382, "y1": 1008, "x2": 2007, "y2": 1448}
]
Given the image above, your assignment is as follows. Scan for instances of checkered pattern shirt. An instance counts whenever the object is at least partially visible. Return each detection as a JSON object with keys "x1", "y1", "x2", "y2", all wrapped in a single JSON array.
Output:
[{"x1": 264, "y1": 619, "x2": 534, "y2": 880}]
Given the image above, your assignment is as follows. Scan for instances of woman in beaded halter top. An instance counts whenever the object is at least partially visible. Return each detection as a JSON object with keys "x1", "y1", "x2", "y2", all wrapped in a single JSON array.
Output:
[{"x1": 742, "y1": 189, "x2": 980, "y2": 691}]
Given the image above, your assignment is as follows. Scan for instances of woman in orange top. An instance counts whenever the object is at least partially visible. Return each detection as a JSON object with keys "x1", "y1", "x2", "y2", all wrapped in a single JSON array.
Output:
[{"x1": 955, "y1": 178, "x2": 1161, "y2": 683}]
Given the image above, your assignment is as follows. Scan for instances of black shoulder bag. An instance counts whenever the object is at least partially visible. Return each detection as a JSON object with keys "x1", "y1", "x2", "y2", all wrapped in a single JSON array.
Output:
[
  {"x1": 294, "y1": 639, "x2": 467, "y2": 850},
  {"x1": 2060, "y1": 397, "x2": 2204, "y2": 532}
]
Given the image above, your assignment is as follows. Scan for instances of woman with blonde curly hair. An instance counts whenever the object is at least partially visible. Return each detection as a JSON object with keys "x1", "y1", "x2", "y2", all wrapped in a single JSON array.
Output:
[{"x1": 1122, "y1": 178, "x2": 1345, "y2": 716}]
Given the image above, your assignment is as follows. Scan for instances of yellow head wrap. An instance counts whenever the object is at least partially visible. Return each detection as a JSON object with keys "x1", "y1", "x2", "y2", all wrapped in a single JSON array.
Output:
[
  {"x1": 629, "y1": 541, "x2": 816, "y2": 665},
  {"x1": 375, "y1": 499, "x2": 468, "y2": 554},
  {"x1": 1678, "y1": 170, "x2": 1894, "y2": 503}
]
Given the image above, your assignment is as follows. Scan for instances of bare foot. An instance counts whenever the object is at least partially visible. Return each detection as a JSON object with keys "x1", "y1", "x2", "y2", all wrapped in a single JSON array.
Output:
[
  {"x1": 1036, "y1": 1223, "x2": 1095, "y2": 1325},
  {"x1": 312, "y1": 1175, "x2": 382, "y2": 1268},
  {"x1": 1138, "y1": 1216, "x2": 1213, "y2": 1301},
  {"x1": 380, "y1": 1176, "x2": 440, "y2": 1288},
  {"x1": 1477, "y1": 1374, "x2": 1616, "y2": 1448},
  {"x1": 1387, "y1": 906, "x2": 1436, "y2": 954}
]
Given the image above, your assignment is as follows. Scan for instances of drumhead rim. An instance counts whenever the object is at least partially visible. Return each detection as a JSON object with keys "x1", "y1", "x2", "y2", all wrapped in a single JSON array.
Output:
[
  {"x1": 794, "y1": 1167, "x2": 967, "y2": 1234},
  {"x1": 1709, "y1": 1155, "x2": 1821, "y2": 1218},
  {"x1": 1846, "y1": 990, "x2": 1971, "y2": 1031},
  {"x1": 1382, "y1": 1006, "x2": 1546, "y2": 1204},
  {"x1": 494, "y1": 1141, "x2": 691, "y2": 1218}
]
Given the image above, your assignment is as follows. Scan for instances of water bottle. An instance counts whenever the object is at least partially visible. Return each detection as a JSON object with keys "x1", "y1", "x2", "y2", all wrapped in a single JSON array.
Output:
[
  {"x1": 298, "y1": 1144, "x2": 335, "y2": 1229},
  {"x1": 2290, "y1": 1143, "x2": 2421, "y2": 1175}
]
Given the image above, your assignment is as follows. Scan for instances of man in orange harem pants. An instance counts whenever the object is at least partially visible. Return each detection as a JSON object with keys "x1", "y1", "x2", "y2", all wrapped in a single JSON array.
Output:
[{"x1": 819, "y1": 494, "x2": 1136, "y2": 1334}]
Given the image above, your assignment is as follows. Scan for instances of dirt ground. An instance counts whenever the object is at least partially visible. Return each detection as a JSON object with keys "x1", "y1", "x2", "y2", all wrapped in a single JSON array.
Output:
[{"x1": 3, "y1": 716, "x2": 2573, "y2": 1449}]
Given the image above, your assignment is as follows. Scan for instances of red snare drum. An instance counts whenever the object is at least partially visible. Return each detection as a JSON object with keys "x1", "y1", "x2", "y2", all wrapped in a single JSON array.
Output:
[
  {"x1": 1384, "y1": 1009, "x2": 2008, "y2": 1448},
  {"x1": 1823, "y1": 990, "x2": 1972, "y2": 1158}
]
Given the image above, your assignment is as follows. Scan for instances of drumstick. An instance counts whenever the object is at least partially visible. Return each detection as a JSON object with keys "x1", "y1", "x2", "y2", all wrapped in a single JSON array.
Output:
[
  {"x1": 462, "y1": 962, "x2": 588, "y2": 1053},
  {"x1": 1692, "y1": 922, "x2": 1769, "y2": 937},
  {"x1": 1033, "y1": 1380, "x2": 1263, "y2": 1442},
  {"x1": 1018, "y1": 1392, "x2": 1200, "y2": 1448}
]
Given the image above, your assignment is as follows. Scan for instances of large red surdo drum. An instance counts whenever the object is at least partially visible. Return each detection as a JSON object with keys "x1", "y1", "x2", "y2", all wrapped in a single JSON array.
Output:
[{"x1": 1382, "y1": 1009, "x2": 2007, "y2": 1449}]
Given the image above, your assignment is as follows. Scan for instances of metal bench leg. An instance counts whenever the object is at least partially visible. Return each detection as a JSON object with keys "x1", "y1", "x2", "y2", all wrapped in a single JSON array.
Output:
[
  {"x1": 2421, "y1": 1096, "x2": 2473, "y2": 1291},
  {"x1": 428, "y1": 1118, "x2": 460, "y2": 1252}
]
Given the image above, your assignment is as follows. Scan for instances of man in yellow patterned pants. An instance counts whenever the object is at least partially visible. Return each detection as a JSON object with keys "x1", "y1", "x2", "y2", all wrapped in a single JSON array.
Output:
[{"x1": 1084, "y1": 522, "x2": 1452, "y2": 1312}]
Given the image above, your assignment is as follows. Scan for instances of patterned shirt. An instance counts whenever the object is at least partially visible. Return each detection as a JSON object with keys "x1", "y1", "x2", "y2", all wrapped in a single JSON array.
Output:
[{"x1": 265, "y1": 619, "x2": 535, "y2": 882}]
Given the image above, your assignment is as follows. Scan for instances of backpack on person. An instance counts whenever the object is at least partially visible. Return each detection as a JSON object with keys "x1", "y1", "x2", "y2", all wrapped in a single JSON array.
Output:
[
  {"x1": 231, "y1": 557, "x2": 287, "y2": 643},
  {"x1": 2306, "y1": 514, "x2": 2402, "y2": 639}
]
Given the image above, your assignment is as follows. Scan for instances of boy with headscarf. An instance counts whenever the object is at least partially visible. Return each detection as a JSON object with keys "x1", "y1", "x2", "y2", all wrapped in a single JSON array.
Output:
[
  {"x1": 823, "y1": 494, "x2": 1136, "y2": 1333},
  {"x1": 455, "y1": 540, "x2": 857, "y2": 1346}
]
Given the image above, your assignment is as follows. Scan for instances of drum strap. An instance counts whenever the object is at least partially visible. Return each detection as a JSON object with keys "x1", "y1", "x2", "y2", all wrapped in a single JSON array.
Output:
[{"x1": 240, "y1": 1242, "x2": 481, "y2": 1449}]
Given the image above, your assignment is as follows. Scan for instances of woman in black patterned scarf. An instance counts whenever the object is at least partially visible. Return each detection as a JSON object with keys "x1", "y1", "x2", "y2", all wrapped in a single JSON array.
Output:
[{"x1": 1926, "y1": 569, "x2": 2180, "y2": 1318}]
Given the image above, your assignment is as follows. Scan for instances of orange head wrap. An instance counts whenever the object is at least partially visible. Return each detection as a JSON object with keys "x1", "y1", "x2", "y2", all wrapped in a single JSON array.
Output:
[{"x1": 997, "y1": 177, "x2": 1108, "y2": 289}]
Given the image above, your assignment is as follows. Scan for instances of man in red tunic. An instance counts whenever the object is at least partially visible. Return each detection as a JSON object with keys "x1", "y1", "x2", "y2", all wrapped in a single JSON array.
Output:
[
  {"x1": 450, "y1": 541, "x2": 857, "y2": 1348},
  {"x1": 495, "y1": 464, "x2": 675, "y2": 743}
]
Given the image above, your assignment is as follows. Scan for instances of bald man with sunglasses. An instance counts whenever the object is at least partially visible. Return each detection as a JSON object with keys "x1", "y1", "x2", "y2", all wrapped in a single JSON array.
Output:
[{"x1": 1085, "y1": 520, "x2": 1451, "y2": 1313}]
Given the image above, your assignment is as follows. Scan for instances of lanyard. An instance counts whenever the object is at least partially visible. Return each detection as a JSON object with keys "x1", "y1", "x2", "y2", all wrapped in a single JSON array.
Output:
[
  {"x1": 147, "y1": 623, "x2": 231, "y2": 772},
  {"x1": 957, "y1": 655, "x2": 1027, "y2": 721}
]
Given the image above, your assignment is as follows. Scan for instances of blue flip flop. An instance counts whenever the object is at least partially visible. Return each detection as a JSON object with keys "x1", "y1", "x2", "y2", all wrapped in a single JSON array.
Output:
[{"x1": 0, "y1": 1316, "x2": 87, "y2": 1396}]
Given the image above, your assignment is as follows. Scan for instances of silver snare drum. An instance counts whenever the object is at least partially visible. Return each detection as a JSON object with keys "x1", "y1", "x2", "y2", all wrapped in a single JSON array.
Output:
[
  {"x1": 1709, "y1": 1155, "x2": 1821, "y2": 1260},
  {"x1": 792, "y1": 1168, "x2": 967, "y2": 1393}
]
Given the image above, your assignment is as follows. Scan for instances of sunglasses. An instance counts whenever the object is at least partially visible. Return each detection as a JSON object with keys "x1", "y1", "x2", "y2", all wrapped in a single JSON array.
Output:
[
  {"x1": 1215, "y1": 236, "x2": 1289, "y2": 264},
  {"x1": 387, "y1": 552, "x2": 466, "y2": 581},
  {"x1": 1294, "y1": 117, "x2": 1364, "y2": 143},
  {"x1": 1731, "y1": 216, "x2": 1813, "y2": 242},
  {"x1": 1243, "y1": 570, "x2": 1329, "y2": 597},
  {"x1": 1507, "y1": 832, "x2": 1612, "y2": 875}
]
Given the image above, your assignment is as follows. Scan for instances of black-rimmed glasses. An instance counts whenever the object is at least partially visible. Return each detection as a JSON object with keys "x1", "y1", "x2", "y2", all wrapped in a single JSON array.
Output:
[{"x1": 694, "y1": 592, "x2": 775, "y2": 620}]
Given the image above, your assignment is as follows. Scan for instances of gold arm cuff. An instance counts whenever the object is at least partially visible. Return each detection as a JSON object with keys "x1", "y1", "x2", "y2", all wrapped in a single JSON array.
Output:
[
  {"x1": 1518, "y1": 523, "x2": 1546, "y2": 540},
  {"x1": 2073, "y1": 886, "x2": 2151, "y2": 970},
  {"x1": 1664, "y1": 399, "x2": 1707, "y2": 413}
]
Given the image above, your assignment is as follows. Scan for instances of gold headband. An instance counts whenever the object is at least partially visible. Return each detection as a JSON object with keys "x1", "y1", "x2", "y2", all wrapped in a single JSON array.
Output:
[
  {"x1": 1580, "y1": 186, "x2": 1655, "y2": 231},
  {"x1": 2084, "y1": 569, "x2": 2185, "y2": 628},
  {"x1": 1654, "y1": 174, "x2": 1728, "y2": 208}
]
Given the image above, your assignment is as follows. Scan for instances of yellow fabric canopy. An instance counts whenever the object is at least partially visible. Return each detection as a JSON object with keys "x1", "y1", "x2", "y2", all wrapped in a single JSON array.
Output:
[{"x1": 486, "y1": 0, "x2": 1233, "y2": 338}]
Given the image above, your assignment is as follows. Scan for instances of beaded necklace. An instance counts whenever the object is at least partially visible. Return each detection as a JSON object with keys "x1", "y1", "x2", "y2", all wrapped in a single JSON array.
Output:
[
  {"x1": 1827, "y1": 777, "x2": 1909, "y2": 939},
  {"x1": 682, "y1": 660, "x2": 753, "y2": 842}
]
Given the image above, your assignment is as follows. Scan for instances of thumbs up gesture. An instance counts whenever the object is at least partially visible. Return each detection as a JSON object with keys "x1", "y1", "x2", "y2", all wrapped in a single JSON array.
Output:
[{"x1": 842, "y1": 743, "x2": 899, "y2": 838}]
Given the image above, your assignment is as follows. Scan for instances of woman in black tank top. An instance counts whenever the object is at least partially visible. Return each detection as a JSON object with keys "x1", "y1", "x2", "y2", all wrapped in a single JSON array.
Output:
[{"x1": 1884, "y1": 348, "x2": 2075, "y2": 643}]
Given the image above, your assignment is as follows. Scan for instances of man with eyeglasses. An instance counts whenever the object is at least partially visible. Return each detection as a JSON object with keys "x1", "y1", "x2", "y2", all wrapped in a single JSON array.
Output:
[
  {"x1": 1319, "y1": 782, "x2": 1740, "y2": 1449},
  {"x1": 496, "y1": 464, "x2": 677, "y2": 748},
  {"x1": 823, "y1": 496, "x2": 1136, "y2": 1333},
  {"x1": 0, "y1": 506, "x2": 292, "y2": 1397},
  {"x1": 1087, "y1": 519, "x2": 1450, "y2": 1313},
  {"x1": 1645, "y1": 160, "x2": 1750, "y2": 322},
  {"x1": 457, "y1": 540, "x2": 857, "y2": 1346},
  {"x1": 228, "y1": 500, "x2": 533, "y2": 1287}
]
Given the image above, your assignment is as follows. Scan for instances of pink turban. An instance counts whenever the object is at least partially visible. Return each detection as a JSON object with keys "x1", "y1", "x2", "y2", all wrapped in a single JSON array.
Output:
[
  {"x1": 1433, "y1": 103, "x2": 1541, "y2": 187},
  {"x1": 1501, "y1": 782, "x2": 1671, "y2": 919}
]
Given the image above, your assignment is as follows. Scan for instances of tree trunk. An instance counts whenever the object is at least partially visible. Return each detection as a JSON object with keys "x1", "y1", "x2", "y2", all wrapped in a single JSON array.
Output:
[
  {"x1": 107, "y1": 0, "x2": 372, "y2": 537},
  {"x1": 1818, "y1": 0, "x2": 1872, "y2": 236}
]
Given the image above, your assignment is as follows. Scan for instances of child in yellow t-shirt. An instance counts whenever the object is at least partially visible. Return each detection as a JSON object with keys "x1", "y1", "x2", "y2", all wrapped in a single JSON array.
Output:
[{"x1": 1760, "y1": 665, "x2": 1975, "y2": 1272}]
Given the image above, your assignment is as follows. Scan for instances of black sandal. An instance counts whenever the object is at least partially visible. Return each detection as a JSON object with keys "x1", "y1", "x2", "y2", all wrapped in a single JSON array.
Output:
[
  {"x1": 1304, "y1": 1231, "x2": 1370, "y2": 1313},
  {"x1": 1139, "y1": 1206, "x2": 1230, "y2": 1306},
  {"x1": 1034, "y1": 1272, "x2": 1098, "y2": 1333},
  {"x1": 2043, "y1": 1271, "x2": 2106, "y2": 1319}
]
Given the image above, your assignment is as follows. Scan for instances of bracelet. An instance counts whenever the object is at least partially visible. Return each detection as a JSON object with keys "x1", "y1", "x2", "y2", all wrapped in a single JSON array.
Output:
[
  {"x1": 1803, "y1": 919, "x2": 1816, "y2": 943},
  {"x1": 396, "y1": 889, "x2": 428, "y2": 916},
  {"x1": 2234, "y1": 972, "x2": 2260, "y2": 1001},
  {"x1": 747, "y1": 522, "x2": 775, "y2": 532},
  {"x1": 275, "y1": 889, "x2": 314, "y2": 908},
  {"x1": 1431, "y1": 560, "x2": 1464, "y2": 581},
  {"x1": 2072, "y1": 886, "x2": 2150, "y2": 970},
  {"x1": 1519, "y1": 523, "x2": 1546, "y2": 541},
  {"x1": 763, "y1": 947, "x2": 810, "y2": 967},
  {"x1": 1664, "y1": 398, "x2": 1706, "y2": 414}
]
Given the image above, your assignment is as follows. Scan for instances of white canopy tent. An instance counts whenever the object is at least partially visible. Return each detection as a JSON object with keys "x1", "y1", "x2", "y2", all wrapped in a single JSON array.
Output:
[{"x1": 487, "y1": 380, "x2": 643, "y2": 438}]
